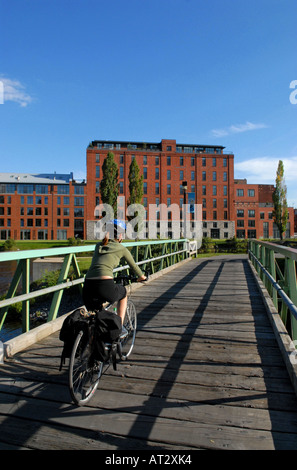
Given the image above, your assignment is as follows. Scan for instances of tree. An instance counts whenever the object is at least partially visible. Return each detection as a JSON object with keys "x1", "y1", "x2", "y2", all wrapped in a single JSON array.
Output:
[
  {"x1": 272, "y1": 160, "x2": 288, "y2": 240},
  {"x1": 127, "y1": 158, "x2": 143, "y2": 206},
  {"x1": 127, "y1": 158, "x2": 144, "y2": 237},
  {"x1": 100, "y1": 151, "x2": 119, "y2": 216}
]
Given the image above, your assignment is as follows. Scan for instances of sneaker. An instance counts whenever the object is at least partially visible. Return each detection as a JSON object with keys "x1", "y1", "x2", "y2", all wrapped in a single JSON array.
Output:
[{"x1": 120, "y1": 326, "x2": 128, "y2": 339}]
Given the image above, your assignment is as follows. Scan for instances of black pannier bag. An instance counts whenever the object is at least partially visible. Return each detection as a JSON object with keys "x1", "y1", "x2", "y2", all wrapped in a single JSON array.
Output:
[
  {"x1": 59, "y1": 307, "x2": 122, "y2": 370},
  {"x1": 59, "y1": 307, "x2": 90, "y2": 370},
  {"x1": 92, "y1": 310, "x2": 122, "y2": 365}
]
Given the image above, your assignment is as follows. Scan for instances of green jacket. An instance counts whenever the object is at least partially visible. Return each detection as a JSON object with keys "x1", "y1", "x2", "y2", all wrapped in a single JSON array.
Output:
[{"x1": 85, "y1": 240, "x2": 143, "y2": 279}]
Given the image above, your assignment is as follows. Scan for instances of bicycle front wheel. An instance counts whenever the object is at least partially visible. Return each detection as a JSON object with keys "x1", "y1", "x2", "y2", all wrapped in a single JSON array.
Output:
[
  {"x1": 69, "y1": 330, "x2": 103, "y2": 406},
  {"x1": 119, "y1": 299, "x2": 137, "y2": 360}
]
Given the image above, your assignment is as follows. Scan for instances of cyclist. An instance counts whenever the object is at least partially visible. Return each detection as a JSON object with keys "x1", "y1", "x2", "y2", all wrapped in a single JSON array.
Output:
[{"x1": 82, "y1": 219, "x2": 146, "y2": 333}]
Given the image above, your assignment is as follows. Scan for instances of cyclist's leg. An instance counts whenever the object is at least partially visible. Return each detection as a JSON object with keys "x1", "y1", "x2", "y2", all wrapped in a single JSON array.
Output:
[{"x1": 117, "y1": 295, "x2": 127, "y2": 324}]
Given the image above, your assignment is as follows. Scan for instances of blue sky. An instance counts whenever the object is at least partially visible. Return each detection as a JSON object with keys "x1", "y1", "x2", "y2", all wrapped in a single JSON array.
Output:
[{"x1": 1, "y1": 0, "x2": 297, "y2": 205}]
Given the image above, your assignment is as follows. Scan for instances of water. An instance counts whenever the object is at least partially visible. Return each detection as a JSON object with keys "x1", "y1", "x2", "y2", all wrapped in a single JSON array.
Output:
[
  {"x1": 0, "y1": 260, "x2": 24, "y2": 341},
  {"x1": 0, "y1": 260, "x2": 18, "y2": 295}
]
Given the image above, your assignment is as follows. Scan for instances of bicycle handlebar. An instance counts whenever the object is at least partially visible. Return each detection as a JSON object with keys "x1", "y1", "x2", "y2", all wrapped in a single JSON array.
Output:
[{"x1": 115, "y1": 271, "x2": 149, "y2": 286}]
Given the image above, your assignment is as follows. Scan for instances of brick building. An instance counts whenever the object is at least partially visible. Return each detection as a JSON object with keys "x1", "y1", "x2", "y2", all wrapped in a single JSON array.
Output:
[
  {"x1": 234, "y1": 179, "x2": 294, "y2": 239},
  {"x1": 86, "y1": 139, "x2": 236, "y2": 239},
  {"x1": 0, "y1": 173, "x2": 85, "y2": 240},
  {"x1": 0, "y1": 138, "x2": 294, "y2": 241}
]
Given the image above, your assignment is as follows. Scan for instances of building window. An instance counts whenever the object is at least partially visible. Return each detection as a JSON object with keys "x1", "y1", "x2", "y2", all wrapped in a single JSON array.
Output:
[
  {"x1": 237, "y1": 209, "x2": 244, "y2": 217},
  {"x1": 202, "y1": 157, "x2": 206, "y2": 167},
  {"x1": 191, "y1": 171, "x2": 195, "y2": 181},
  {"x1": 248, "y1": 189, "x2": 255, "y2": 197},
  {"x1": 212, "y1": 171, "x2": 217, "y2": 181},
  {"x1": 143, "y1": 155, "x2": 147, "y2": 165},
  {"x1": 167, "y1": 170, "x2": 171, "y2": 180},
  {"x1": 155, "y1": 167, "x2": 159, "y2": 179},
  {"x1": 180, "y1": 170, "x2": 184, "y2": 180},
  {"x1": 167, "y1": 156, "x2": 171, "y2": 165},
  {"x1": 143, "y1": 182, "x2": 147, "y2": 194},
  {"x1": 212, "y1": 157, "x2": 216, "y2": 166},
  {"x1": 74, "y1": 197, "x2": 84, "y2": 206},
  {"x1": 237, "y1": 189, "x2": 244, "y2": 197},
  {"x1": 57, "y1": 185, "x2": 69, "y2": 194},
  {"x1": 202, "y1": 171, "x2": 206, "y2": 181},
  {"x1": 143, "y1": 167, "x2": 147, "y2": 179}
]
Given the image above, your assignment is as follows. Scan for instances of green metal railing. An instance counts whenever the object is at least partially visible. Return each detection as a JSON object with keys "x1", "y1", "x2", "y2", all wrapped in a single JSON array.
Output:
[
  {"x1": 249, "y1": 240, "x2": 297, "y2": 341},
  {"x1": 0, "y1": 239, "x2": 194, "y2": 333}
]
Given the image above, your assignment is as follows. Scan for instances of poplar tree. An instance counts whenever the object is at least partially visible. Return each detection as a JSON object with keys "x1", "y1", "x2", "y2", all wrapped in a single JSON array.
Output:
[
  {"x1": 127, "y1": 158, "x2": 144, "y2": 236},
  {"x1": 127, "y1": 158, "x2": 143, "y2": 206},
  {"x1": 272, "y1": 160, "x2": 288, "y2": 240},
  {"x1": 100, "y1": 151, "x2": 119, "y2": 216}
]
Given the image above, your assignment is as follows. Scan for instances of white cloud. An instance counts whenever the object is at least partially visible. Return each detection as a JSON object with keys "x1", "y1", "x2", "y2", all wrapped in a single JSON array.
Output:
[
  {"x1": 235, "y1": 156, "x2": 297, "y2": 183},
  {"x1": 212, "y1": 121, "x2": 268, "y2": 138},
  {"x1": 0, "y1": 76, "x2": 33, "y2": 107}
]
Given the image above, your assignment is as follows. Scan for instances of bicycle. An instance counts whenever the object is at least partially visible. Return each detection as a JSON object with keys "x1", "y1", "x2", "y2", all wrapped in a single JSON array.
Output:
[{"x1": 68, "y1": 272, "x2": 146, "y2": 406}]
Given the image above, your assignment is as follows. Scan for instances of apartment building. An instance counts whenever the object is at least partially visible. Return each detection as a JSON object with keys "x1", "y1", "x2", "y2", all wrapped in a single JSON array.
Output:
[
  {"x1": 234, "y1": 179, "x2": 294, "y2": 239},
  {"x1": 0, "y1": 139, "x2": 294, "y2": 241},
  {"x1": 0, "y1": 172, "x2": 85, "y2": 240},
  {"x1": 86, "y1": 138, "x2": 235, "y2": 239}
]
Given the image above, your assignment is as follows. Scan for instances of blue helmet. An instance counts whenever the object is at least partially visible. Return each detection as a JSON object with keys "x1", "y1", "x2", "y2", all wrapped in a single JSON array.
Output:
[{"x1": 109, "y1": 219, "x2": 127, "y2": 230}]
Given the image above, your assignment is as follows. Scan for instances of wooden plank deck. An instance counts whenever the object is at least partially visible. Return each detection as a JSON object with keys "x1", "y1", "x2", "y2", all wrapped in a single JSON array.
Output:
[{"x1": 1, "y1": 254, "x2": 297, "y2": 450}]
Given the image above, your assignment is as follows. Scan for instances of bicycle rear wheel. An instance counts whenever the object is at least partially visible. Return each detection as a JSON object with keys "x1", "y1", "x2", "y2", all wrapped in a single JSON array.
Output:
[
  {"x1": 119, "y1": 299, "x2": 137, "y2": 360},
  {"x1": 69, "y1": 330, "x2": 103, "y2": 406}
]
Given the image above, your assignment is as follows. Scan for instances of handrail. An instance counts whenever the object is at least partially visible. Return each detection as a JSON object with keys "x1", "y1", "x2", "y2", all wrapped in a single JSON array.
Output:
[
  {"x1": 0, "y1": 238, "x2": 190, "y2": 333},
  {"x1": 248, "y1": 240, "x2": 297, "y2": 342}
]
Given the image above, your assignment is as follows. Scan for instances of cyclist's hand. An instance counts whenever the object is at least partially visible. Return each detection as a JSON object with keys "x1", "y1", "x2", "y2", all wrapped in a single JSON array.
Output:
[{"x1": 137, "y1": 275, "x2": 147, "y2": 282}]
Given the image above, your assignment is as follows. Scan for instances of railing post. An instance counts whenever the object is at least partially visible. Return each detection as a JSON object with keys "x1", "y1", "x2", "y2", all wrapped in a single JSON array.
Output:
[
  {"x1": 48, "y1": 253, "x2": 73, "y2": 322},
  {"x1": 21, "y1": 259, "x2": 30, "y2": 333},
  {"x1": 268, "y1": 249, "x2": 277, "y2": 308},
  {"x1": 286, "y1": 258, "x2": 297, "y2": 342}
]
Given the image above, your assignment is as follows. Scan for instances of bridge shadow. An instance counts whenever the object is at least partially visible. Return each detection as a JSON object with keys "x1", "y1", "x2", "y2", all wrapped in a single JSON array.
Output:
[
  {"x1": 2, "y1": 257, "x2": 297, "y2": 450},
  {"x1": 124, "y1": 256, "x2": 297, "y2": 449},
  {"x1": 241, "y1": 259, "x2": 297, "y2": 450},
  {"x1": 125, "y1": 258, "x2": 225, "y2": 444}
]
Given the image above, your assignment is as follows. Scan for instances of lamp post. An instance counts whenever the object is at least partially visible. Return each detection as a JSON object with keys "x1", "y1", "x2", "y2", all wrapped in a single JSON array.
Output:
[{"x1": 182, "y1": 181, "x2": 187, "y2": 238}]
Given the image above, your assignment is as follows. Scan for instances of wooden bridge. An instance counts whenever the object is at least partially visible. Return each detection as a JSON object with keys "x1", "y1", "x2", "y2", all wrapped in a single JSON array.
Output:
[{"x1": 1, "y1": 254, "x2": 297, "y2": 450}]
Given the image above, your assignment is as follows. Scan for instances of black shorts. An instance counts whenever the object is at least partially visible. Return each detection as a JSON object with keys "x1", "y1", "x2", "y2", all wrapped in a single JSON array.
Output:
[{"x1": 82, "y1": 278, "x2": 126, "y2": 311}]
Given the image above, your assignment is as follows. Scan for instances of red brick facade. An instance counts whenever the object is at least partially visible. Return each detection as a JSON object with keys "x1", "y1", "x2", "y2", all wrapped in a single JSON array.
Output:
[
  {"x1": 234, "y1": 179, "x2": 294, "y2": 238},
  {"x1": 0, "y1": 174, "x2": 85, "y2": 240},
  {"x1": 0, "y1": 139, "x2": 295, "y2": 241},
  {"x1": 86, "y1": 139, "x2": 236, "y2": 239}
]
